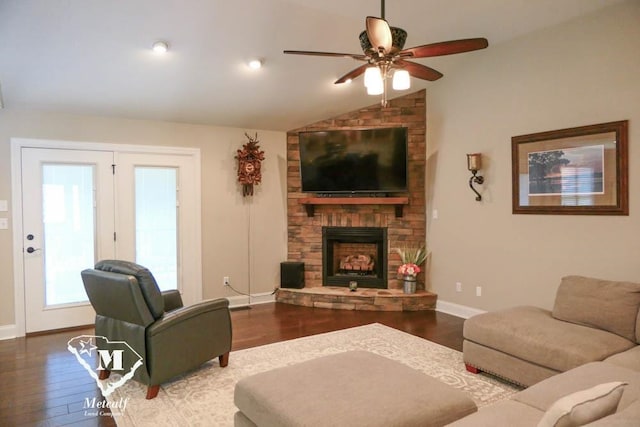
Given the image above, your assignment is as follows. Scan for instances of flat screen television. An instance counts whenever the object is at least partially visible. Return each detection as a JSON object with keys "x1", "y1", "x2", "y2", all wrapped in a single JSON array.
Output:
[{"x1": 298, "y1": 127, "x2": 408, "y2": 195}]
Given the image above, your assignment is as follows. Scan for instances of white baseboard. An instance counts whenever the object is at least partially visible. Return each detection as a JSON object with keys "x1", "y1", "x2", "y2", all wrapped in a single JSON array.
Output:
[
  {"x1": 0, "y1": 324, "x2": 17, "y2": 341},
  {"x1": 227, "y1": 291, "x2": 276, "y2": 309},
  {"x1": 436, "y1": 300, "x2": 486, "y2": 319}
]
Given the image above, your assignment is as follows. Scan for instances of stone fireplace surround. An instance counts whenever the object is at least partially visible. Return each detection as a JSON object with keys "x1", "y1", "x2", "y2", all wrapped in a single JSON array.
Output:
[{"x1": 278, "y1": 90, "x2": 435, "y2": 311}]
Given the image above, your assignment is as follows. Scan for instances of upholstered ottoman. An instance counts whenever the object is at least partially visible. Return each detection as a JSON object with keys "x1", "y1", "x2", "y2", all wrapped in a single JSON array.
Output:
[{"x1": 234, "y1": 350, "x2": 477, "y2": 427}]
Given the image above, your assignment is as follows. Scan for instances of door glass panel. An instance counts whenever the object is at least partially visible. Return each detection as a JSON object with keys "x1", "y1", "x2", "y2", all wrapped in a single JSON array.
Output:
[
  {"x1": 42, "y1": 164, "x2": 95, "y2": 306},
  {"x1": 135, "y1": 167, "x2": 178, "y2": 291}
]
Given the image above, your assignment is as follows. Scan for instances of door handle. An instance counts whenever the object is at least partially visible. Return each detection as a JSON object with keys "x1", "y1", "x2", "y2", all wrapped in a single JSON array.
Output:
[{"x1": 26, "y1": 247, "x2": 41, "y2": 254}]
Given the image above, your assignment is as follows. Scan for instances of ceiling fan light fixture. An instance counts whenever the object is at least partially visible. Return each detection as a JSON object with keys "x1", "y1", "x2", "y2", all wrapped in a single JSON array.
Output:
[
  {"x1": 392, "y1": 69, "x2": 410, "y2": 90},
  {"x1": 366, "y1": 78, "x2": 384, "y2": 95},
  {"x1": 248, "y1": 59, "x2": 262, "y2": 69},
  {"x1": 283, "y1": 0, "x2": 488, "y2": 107},
  {"x1": 364, "y1": 66, "x2": 382, "y2": 88}
]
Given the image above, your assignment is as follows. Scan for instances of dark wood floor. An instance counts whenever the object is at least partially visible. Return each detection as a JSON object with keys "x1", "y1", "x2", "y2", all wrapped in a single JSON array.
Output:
[{"x1": 0, "y1": 303, "x2": 464, "y2": 426}]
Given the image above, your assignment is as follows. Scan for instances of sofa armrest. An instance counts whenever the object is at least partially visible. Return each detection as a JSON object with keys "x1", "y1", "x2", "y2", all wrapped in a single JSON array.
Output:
[{"x1": 162, "y1": 290, "x2": 184, "y2": 312}]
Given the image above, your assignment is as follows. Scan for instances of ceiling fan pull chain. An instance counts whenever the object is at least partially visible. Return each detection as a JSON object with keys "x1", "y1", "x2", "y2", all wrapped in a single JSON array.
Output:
[
  {"x1": 382, "y1": 66, "x2": 388, "y2": 108},
  {"x1": 381, "y1": 0, "x2": 385, "y2": 19}
]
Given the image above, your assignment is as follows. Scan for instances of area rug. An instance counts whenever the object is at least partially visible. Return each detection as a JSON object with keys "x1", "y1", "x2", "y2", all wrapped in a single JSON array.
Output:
[{"x1": 106, "y1": 323, "x2": 520, "y2": 426}]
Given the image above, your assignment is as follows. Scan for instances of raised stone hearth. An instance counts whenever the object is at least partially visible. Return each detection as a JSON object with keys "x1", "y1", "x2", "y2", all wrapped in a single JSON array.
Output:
[{"x1": 276, "y1": 287, "x2": 437, "y2": 311}]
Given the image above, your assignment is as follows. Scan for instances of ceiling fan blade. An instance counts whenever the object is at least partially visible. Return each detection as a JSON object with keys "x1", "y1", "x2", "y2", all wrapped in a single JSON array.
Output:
[
  {"x1": 399, "y1": 38, "x2": 488, "y2": 59},
  {"x1": 395, "y1": 60, "x2": 443, "y2": 81},
  {"x1": 335, "y1": 64, "x2": 369, "y2": 84},
  {"x1": 283, "y1": 50, "x2": 367, "y2": 61},
  {"x1": 366, "y1": 16, "x2": 392, "y2": 54}
]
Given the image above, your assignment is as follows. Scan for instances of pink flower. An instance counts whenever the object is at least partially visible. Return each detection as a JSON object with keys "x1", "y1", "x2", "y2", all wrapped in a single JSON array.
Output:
[{"x1": 398, "y1": 263, "x2": 421, "y2": 277}]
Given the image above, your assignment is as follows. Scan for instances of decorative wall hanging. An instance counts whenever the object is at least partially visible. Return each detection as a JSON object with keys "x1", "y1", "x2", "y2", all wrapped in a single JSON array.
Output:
[
  {"x1": 511, "y1": 120, "x2": 628, "y2": 215},
  {"x1": 236, "y1": 132, "x2": 265, "y2": 197}
]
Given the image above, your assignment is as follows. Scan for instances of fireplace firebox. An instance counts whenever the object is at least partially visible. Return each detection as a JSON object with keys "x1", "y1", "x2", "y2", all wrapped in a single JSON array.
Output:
[{"x1": 322, "y1": 227, "x2": 387, "y2": 289}]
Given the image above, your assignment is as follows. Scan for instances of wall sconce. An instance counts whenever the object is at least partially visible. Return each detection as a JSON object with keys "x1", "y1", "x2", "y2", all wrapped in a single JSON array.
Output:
[{"x1": 466, "y1": 153, "x2": 484, "y2": 201}]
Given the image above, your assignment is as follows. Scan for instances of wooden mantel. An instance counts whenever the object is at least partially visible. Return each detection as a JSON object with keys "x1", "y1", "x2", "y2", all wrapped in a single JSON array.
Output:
[{"x1": 299, "y1": 197, "x2": 409, "y2": 218}]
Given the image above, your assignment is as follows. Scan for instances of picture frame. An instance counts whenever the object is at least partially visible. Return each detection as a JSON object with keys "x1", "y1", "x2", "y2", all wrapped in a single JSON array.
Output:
[{"x1": 511, "y1": 120, "x2": 628, "y2": 215}]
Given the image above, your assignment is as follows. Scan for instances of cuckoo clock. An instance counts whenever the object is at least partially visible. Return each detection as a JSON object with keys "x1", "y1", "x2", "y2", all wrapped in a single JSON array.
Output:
[{"x1": 236, "y1": 132, "x2": 265, "y2": 196}]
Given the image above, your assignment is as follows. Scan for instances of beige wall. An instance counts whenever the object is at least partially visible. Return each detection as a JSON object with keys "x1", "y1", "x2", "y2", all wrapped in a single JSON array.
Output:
[
  {"x1": 1, "y1": 2, "x2": 637, "y2": 329},
  {"x1": 427, "y1": 1, "x2": 640, "y2": 311},
  {"x1": 0, "y1": 110, "x2": 287, "y2": 328}
]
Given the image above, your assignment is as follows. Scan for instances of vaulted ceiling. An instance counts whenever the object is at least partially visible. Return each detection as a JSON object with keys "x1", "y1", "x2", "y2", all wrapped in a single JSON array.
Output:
[{"x1": 0, "y1": 0, "x2": 623, "y2": 131}]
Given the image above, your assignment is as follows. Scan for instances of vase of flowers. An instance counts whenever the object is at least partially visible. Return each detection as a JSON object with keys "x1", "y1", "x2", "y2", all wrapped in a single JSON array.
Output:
[{"x1": 394, "y1": 245, "x2": 429, "y2": 294}]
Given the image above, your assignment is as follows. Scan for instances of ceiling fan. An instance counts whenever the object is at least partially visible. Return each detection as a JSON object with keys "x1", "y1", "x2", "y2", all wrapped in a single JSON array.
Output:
[{"x1": 284, "y1": 0, "x2": 488, "y2": 106}]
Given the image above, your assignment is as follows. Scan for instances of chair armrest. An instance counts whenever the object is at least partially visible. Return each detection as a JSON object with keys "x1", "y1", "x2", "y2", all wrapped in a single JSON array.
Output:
[
  {"x1": 162, "y1": 290, "x2": 184, "y2": 312},
  {"x1": 145, "y1": 298, "x2": 232, "y2": 386},
  {"x1": 147, "y1": 298, "x2": 230, "y2": 336}
]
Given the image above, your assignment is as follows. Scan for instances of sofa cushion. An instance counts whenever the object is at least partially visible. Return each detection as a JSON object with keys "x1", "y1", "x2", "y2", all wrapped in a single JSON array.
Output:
[
  {"x1": 584, "y1": 399, "x2": 640, "y2": 426},
  {"x1": 536, "y1": 381, "x2": 626, "y2": 427},
  {"x1": 514, "y1": 362, "x2": 640, "y2": 413},
  {"x1": 605, "y1": 346, "x2": 640, "y2": 372},
  {"x1": 464, "y1": 307, "x2": 635, "y2": 373},
  {"x1": 552, "y1": 275, "x2": 640, "y2": 342}
]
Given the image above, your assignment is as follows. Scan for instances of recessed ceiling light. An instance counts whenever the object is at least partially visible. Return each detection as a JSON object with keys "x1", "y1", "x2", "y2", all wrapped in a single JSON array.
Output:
[
  {"x1": 248, "y1": 59, "x2": 262, "y2": 69},
  {"x1": 152, "y1": 41, "x2": 169, "y2": 54}
]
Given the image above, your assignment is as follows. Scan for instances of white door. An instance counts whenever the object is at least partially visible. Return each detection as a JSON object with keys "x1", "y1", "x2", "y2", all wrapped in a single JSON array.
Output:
[
  {"x1": 21, "y1": 148, "x2": 115, "y2": 333},
  {"x1": 115, "y1": 152, "x2": 201, "y2": 305},
  {"x1": 18, "y1": 142, "x2": 202, "y2": 334}
]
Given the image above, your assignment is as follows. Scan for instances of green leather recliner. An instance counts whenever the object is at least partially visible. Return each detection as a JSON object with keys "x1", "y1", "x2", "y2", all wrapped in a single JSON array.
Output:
[{"x1": 81, "y1": 260, "x2": 232, "y2": 399}]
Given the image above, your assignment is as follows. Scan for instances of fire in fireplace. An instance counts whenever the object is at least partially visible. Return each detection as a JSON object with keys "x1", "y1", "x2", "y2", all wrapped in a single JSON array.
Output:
[
  {"x1": 339, "y1": 254, "x2": 375, "y2": 274},
  {"x1": 322, "y1": 227, "x2": 388, "y2": 288}
]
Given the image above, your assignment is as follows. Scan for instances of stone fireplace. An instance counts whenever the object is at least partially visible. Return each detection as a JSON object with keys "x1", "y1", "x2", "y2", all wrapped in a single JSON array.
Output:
[
  {"x1": 323, "y1": 227, "x2": 387, "y2": 289},
  {"x1": 277, "y1": 90, "x2": 435, "y2": 310}
]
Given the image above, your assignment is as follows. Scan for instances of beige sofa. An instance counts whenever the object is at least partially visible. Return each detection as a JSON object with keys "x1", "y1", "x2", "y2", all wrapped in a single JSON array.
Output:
[
  {"x1": 452, "y1": 275, "x2": 640, "y2": 426},
  {"x1": 448, "y1": 360, "x2": 640, "y2": 426}
]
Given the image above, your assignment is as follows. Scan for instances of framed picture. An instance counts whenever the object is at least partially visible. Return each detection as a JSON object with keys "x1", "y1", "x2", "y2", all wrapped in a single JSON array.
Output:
[{"x1": 512, "y1": 120, "x2": 628, "y2": 215}]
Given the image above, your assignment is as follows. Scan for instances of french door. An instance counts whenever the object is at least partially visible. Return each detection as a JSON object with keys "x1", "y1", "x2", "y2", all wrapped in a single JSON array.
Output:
[
  {"x1": 19, "y1": 145, "x2": 201, "y2": 333},
  {"x1": 115, "y1": 152, "x2": 198, "y2": 293},
  {"x1": 22, "y1": 148, "x2": 115, "y2": 332}
]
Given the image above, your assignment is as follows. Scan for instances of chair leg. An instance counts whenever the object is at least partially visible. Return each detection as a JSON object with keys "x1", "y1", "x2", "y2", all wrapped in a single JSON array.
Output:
[
  {"x1": 219, "y1": 352, "x2": 229, "y2": 367},
  {"x1": 98, "y1": 369, "x2": 111, "y2": 380},
  {"x1": 146, "y1": 385, "x2": 160, "y2": 399},
  {"x1": 465, "y1": 363, "x2": 480, "y2": 374}
]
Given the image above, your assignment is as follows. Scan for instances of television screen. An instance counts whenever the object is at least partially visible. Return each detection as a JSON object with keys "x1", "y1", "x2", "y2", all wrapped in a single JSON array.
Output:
[{"x1": 298, "y1": 127, "x2": 408, "y2": 194}]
